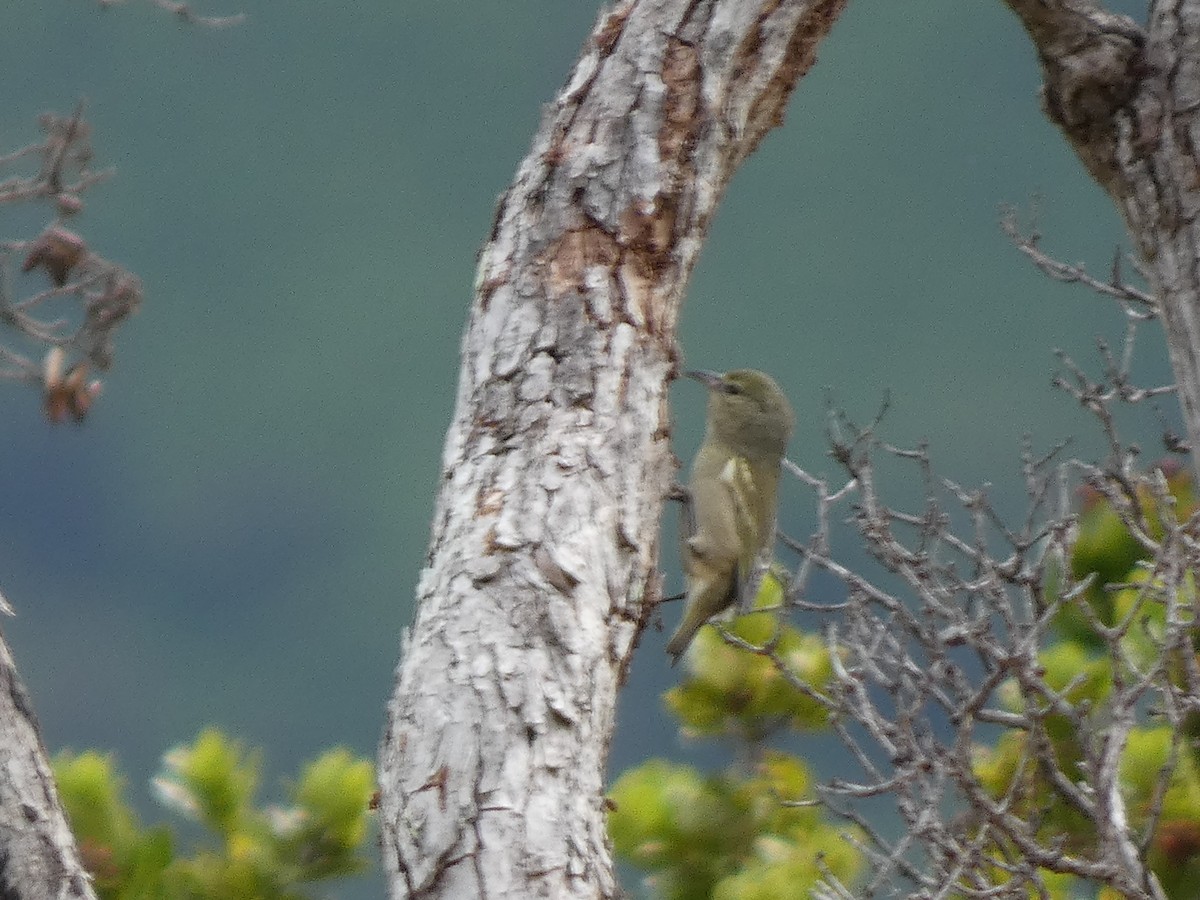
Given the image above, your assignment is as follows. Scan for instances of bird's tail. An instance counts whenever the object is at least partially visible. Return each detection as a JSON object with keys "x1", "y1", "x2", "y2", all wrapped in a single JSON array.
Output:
[
  {"x1": 664, "y1": 619, "x2": 701, "y2": 667},
  {"x1": 666, "y1": 566, "x2": 737, "y2": 666}
]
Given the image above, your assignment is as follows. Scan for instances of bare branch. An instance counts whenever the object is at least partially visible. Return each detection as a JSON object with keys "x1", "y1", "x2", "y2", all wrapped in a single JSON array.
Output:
[
  {"x1": 1001, "y1": 208, "x2": 1156, "y2": 313},
  {"x1": 793, "y1": 329, "x2": 1188, "y2": 897},
  {"x1": 96, "y1": 0, "x2": 245, "y2": 27}
]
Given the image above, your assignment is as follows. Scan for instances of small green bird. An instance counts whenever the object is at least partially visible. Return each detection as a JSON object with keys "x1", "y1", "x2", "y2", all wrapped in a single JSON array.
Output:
[{"x1": 666, "y1": 369, "x2": 794, "y2": 665}]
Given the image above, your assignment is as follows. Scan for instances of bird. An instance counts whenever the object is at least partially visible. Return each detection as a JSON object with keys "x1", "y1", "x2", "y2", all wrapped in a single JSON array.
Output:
[{"x1": 665, "y1": 369, "x2": 794, "y2": 665}]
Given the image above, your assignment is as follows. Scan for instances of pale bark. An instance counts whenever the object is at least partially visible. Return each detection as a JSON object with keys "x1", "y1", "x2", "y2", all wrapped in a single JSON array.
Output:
[
  {"x1": 1005, "y1": 0, "x2": 1200, "y2": 479},
  {"x1": 0, "y1": 630, "x2": 96, "y2": 900},
  {"x1": 377, "y1": 0, "x2": 847, "y2": 897}
]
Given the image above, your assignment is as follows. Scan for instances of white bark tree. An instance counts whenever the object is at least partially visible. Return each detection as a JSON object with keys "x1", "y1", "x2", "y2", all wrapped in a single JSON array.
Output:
[{"x1": 377, "y1": 1, "x2": 849, "y2": 897}]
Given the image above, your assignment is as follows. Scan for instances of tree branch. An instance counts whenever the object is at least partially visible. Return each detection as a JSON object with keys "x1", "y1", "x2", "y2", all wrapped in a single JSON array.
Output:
[{"x1": 1002, "y1": 0, "x2": 1200, "y2": 483}]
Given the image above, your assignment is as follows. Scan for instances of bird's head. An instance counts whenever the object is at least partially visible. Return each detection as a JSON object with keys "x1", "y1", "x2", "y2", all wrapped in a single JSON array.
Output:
[{"x1": 686, "y1": 368, "x2": 794, "y2": 459}]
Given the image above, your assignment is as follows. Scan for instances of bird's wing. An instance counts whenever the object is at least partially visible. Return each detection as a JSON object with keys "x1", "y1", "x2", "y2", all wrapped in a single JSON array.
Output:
[{"x1": 719, "y1": 455, "x2": 762, "y2": 603}]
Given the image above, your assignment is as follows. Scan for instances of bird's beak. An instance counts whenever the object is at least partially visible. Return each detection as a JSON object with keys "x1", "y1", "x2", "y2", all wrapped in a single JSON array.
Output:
[{"x1": 685, "y1": 370, "x2": 726, "y2": 391}]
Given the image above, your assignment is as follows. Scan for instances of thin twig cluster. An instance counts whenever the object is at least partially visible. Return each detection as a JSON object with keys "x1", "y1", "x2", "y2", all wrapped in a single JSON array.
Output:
[
  {"x1": 0, "y1": 105, "x2": 142, "y2": 422},
  {"x1": 739, "y1": 235, "x2": 1197, "y2": 897}
]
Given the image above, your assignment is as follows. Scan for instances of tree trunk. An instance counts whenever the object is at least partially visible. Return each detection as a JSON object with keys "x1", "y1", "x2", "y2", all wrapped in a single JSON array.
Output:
[
  {"x1": 376, "y1": 0, "x2": 848, "y2": 896},
  {"x1": 1005, "y1": 0, "x2": 1200, "y2": 477},
  {"x1": 0, "y1": 630, "x2": 97, "y2": 900}
]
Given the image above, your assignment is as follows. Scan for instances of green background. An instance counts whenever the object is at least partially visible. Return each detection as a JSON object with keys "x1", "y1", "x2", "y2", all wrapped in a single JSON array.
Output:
[{"x1": 0, "y1": 0, "x2": 1160, "y2": 896}]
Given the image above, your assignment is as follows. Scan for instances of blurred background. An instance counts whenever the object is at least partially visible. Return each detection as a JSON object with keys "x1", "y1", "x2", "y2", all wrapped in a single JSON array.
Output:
[{"x1": 0, "y1": 0, "x2": 1161, "y2": 896}]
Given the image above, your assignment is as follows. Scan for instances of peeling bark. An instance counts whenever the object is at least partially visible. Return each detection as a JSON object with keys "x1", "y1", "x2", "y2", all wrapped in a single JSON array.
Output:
[
  {"x1": 1006, "y1": 0, "x2": 1200, "y2": 481},
  {"x1": 377, "y1": 0, "x2": 848, "y2": 897}
]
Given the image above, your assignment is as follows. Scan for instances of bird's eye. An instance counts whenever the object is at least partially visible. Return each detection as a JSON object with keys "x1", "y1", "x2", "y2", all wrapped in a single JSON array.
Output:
[{"x1": 723, "y1": 381, "x2": 742, "y2": 395}]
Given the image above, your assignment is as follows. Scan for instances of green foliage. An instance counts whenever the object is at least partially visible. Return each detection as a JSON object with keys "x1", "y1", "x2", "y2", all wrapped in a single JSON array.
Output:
[
  {"x1": 54, "y1": 729, "x2": 375, "y2": 900},
  {"x1": 1055, "y1": 464, "x2": 1195, "y2": 648},
  {"x1": 1060, "y1": 484, "x2": 1145, "y2": 644},
  {"x1": 971, "y1": 463, "x2": 1200, "y2": 895},
  {"x1": 974, "y1": 719, "x2": 1200, "y2": 896},
  {"x1": 665, "y1": 573, "x2": 832, "y2": 740},
  {"x1": 608, "y1": 755, "x2": 859, "y2": 900},
  {"x1": 1111, "y1": 567, "x2": 1199, "y2": 674},
  {"x1": 612, "y1": 572, "x2": 860, "y2": 897},
  {"x1": 54, "y1": 751, "x2": 174, "y2": 897},
  {"x1": 974, "y1": 640, "x2": 1115, "y2": 855}
]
